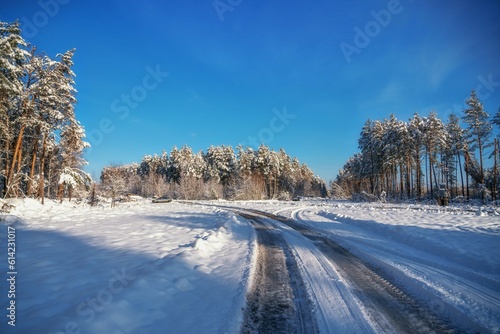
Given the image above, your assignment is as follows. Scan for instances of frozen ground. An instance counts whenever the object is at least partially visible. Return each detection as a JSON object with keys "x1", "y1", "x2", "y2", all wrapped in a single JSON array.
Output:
[
  {"x1": 0, "y1": 198, "x2": 499, "y2": 333},
  {"x1": 219, "y1": 199, "x2": 500, "y2": 333},
  {"x1": 0, "y1": 199, "x2": 255, "y2": 334}
]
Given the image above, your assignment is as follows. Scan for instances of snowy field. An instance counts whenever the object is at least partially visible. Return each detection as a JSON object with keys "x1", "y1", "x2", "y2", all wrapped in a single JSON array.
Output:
[
  {"x1": 0, "y1": 199, "x2": 255, "y2": 334},
  {"x1": 0, "y1": 198, "x2": 499, "y2": 333}
]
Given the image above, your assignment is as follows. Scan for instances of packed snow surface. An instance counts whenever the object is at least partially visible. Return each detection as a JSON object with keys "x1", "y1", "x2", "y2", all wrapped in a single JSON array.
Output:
[
  {"x1": 223, "y1": 199, "x2": 500, "y2": 333},
  {"x1": 0, "y1": 198, "x2": 499, "y2": 333}
]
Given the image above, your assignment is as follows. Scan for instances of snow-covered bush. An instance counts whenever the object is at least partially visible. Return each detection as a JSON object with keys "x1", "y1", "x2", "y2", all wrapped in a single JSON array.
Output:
[
  {"x1": 0, "y1": 199, "x2": 15, "y2": 213},
  {"x1": 277, "y1": 191, "x2": 292, "y2": 201}
]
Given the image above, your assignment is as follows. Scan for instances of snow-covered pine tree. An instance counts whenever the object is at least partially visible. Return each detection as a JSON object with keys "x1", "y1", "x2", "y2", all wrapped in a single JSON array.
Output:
[
  {"x1": 422, "y1": 111, "x2": 446, "y2": 198},
  {"x1": 277, "y1": 148, "x2": 294, "y2": 198},
  {"x1": 236, "y1": 146, "x2": 265, "y2": 200},
  {"x1": 178, "y1": 145, "x2": 194, "y2": 178},
  {"x1": 358, "y1": 119, "x2": 377, "y2": 194},
  {"x1": 256, "y1": 144, "x2": 273, "y2": 198},
  {"x1": 380, "y1": 115, "x2": 412, "y2": 199},
  {"x1": 58, "y1": 119, "x2": 91, "y2": 202},
  {"x1": 491, "y1": 108, "x2": 500, "y2": 201},
  {"x1": 298, "y1": 163, "x2": 314, "y2": 197},
  {"x1": 492, "y1": 137, "x2": 499, "y2": 201},
  {"x1": 237, "y1": 145, "x2": 254, "y2": 178},
  {"x1": 167, "y1": 147, "x2": 181, "y2": 187},
  {"x1": 213, "y1": 145, "x2": 237, "y2": 198},
  {"x1": 0, "y1": 22, "x2": 28, "y2": 196},
  {"x1": 408, "y1": 113, "x2": 425, "y2": 198},
  {"x1": 178, "y1": 145, "x2": 204, "y2": 199},
  {"x1": 462, "y1": 90, "x2": 492, "y2": 188},
  {"x1": 370, "y1": 120, "x2": 385, "y2": 194},
  {"x1": 492, "y1": 108, "x2": 500, "y2": 133},
  {"x1": 1, "y1": 22, "x2": 29, "y2": 197},
  {"x1": 446, "y1": 114, "x2": 466, "y2": 197},
  {"x1": 137, "y1": 153, "x2": 167, "y2": 197},
  {"x1": 191, "y1": 151, "x2": 207, "y2": 180},
  {"x1": 398, "y1": 120, "x2": 414, "y2": 199},
  {"x1": 39, "y1": 49, "x2": 85, "y2": 202}
]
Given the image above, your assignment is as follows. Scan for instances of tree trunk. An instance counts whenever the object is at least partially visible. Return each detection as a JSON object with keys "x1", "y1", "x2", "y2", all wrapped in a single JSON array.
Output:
[
  {"x1": 457, "y1": 151, "x2": 464, "y2": 198},
  {"x1": 27, "y1": 131, "x2": 40, "y2": 197},
  {"x1": 493, "y1": 138, "x2": 498, "y2": 201},
  {"x1": 58, "y1": 183, "x2": 64, "y2": 203},
  {"x1": 478, "y1": 136, "x2": 485, "y2": 203},
  {"x1": 6, "y1": 123, "x2": 26, "y2": 197},
  {"x1": 432, "y1": 164, "x2": 439, "y2": 195},
  {"x1": 399, "y1": 163, "x2": 404, "y2": 200},
  {"x1": 428, "y1": 150, "x2": 433, "y2": 199},
  {"x1": 406, "y1": 156, "x2": 411, "y2": 198},
  {"x1": 465, "y1": 152, "x2": 470, "y2": 200},
  {"x1": 425, "y1": 153, "x2": 429, "y2": 198},
  {"x1": 478, "y1": 136, "x2": 484, "y2": 184},
  {"x1": 46, "y1": 152, "x2": 53, "y2": 199},
  {"x1": 415, "y1": 152, "x2": 422, "y2": 198},
  {"x1": 38, "y1": 134, "x2": 47, "y2": 205}
]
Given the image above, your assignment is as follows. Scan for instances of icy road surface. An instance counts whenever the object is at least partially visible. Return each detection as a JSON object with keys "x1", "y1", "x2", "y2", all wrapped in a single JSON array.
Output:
[
  {"x1": 221, "y1": 200, "x2": 500, "y2": 333},
  {"x1": 0, "y1": 198, "x2": 498, "y2": 333}
]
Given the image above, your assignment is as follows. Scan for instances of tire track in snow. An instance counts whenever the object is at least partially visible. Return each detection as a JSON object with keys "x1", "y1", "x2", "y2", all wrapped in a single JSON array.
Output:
[
  {"x1": 244, "y1": 208, "x2": 457, "y2": 334},
  {"x1": 239, "y1": 212, "x2": 318, "y2": 334},
  {"x1": 299, "y1": 207, "x2": 497, "y2": 333}
]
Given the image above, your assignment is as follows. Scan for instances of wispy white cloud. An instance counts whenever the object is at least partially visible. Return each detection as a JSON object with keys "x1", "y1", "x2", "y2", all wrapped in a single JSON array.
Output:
[{"x1": 419, "y1": 42, "x2": 469, "y2": 91}]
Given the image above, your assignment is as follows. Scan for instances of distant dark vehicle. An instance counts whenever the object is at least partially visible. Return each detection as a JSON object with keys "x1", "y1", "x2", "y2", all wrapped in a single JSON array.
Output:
[{"x1": 152, "y1": 197, "x2": 173, "y2": 204}]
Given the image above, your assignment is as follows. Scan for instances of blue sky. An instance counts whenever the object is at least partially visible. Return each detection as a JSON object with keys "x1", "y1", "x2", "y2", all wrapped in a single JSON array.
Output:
[{"x1": 3, "y1": 0, "x2": 500, "y2": 181}]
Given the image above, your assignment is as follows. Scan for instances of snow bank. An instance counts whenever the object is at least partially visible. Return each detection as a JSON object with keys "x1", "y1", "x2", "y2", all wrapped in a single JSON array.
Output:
[
  {"x1": 318, "y1": 203, "x2": 500, "y2": 278},
  {"x1": 0, "y1": 199, "x2": 255, "y2": 333}
]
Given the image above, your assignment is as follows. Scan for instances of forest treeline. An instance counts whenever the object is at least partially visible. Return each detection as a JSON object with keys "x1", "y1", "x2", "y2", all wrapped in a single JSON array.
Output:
[
  {"x1": 0, "y1": 21, "x2": 89, "y2": 203},
  {"x1": 100, "y1": 144, "x2": 328, "y2": 202},
  {"x1": 5, "y1": 19, "x2": 499, "y2": 206},
  {"x1": 333, "y1": 90, "x2": 500, "y2": 203},
  {"x1": 1, "y1": 20, "x2": 326, "y2": 205}
]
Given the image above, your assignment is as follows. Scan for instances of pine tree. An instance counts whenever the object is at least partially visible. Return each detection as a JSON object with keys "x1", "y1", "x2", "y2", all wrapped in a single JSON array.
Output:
[
  {"x1": 409, "y1": 114, "x2": 425, "y2": 198},
  {"x1": 1, "y1": 22, "x2": 29, "y2": 197},
  {"x1": 236, "y1": 146, "x2": 265, "y2": 200},
  {"x1": 492, "y1": 138, "x2": 499, "y2": 201},
  {"x1": 167, "y1": 147, "x2": 181, "y2": 186},
  {"x1": 277, "y1": 148, "x2": 294, "y2": 197},
  {"x1": 57, "y1": 119, "x2": 91, "y2": 202},
  {"x1": 446, "y1": 114, "x2": 466, "y2": 197},
  {"x1": 492, "y1": 108, "x2": 500, "y2": 132},
  {"x1": 177, "y1": 145, "x2": 204, "y2": 199},
  {"x1": 462, "y1": 90, "x2": 492, "y2": 188},
  {"x1": 358, "y1": 120, "x2": 377, "y2": 194},
  {"x1": 422, "y1": 111, "x2": 446, "y2": 198}
]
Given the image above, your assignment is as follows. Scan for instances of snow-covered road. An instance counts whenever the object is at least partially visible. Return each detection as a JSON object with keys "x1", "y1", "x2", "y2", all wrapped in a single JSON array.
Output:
[
  {"x1": 0, "y1": 198, "x2": 498, "y2": 333},
  {"x1": 235, "y1": 209, "x2": 453, "y2": 333},
  {"x1": 222, "y1": 200, "x2": 500, "y2": 333}
]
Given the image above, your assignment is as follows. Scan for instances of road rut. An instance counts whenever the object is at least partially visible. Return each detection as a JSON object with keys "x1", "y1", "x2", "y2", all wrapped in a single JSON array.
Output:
[
  {"x1": 241, "y1": 209, "x2": 458, "y2": 333},
  {"x1": 239, "y1": 213, "x2": 318, "y2": 334}
]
